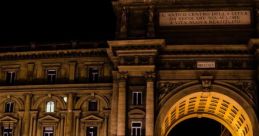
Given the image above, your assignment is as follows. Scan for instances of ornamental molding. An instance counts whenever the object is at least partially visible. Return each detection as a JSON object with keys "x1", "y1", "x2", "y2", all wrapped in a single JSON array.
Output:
[
  {"x1": 0, "y1": 48, "x2": 107, "y2": 60},
  {"x1": 200, "y1": 76, "x2": 214, "y2": 91},
  {"x1": 38, "y1": 115, "x2": 60, "y2": 123},
  {"x1": 157, "y1": 81, "x2": 186, "y2": 101},
  {"x1": 223, "y1": 80, "x2": 257, "y2": 104},
  {"x1": 81, "y1": 114, "x2": 103, "y2": 123}
]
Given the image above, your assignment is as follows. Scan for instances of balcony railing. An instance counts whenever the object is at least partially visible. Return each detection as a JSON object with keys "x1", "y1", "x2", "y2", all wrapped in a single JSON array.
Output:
[{"x1": 0, "y1": 76, "x2": 113, "y2": 86}]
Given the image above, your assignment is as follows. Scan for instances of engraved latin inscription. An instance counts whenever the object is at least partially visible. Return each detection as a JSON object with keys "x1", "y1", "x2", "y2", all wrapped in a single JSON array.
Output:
[{"x1": 160, "y1": 10, "x2": 251, "y2": 26}]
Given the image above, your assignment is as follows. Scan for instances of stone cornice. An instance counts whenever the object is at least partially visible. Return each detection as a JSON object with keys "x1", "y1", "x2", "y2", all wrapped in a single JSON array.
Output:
[
  {"x1": 162, "y1": 44, "x2": 252, "y2": 55},
  {"x1": 108, "y1": 39, "x2": 165, "y2": 51},
  {"x1": 0, "y1": 83, "x2": 113, "y2": 92},
  {"x1": 0, "y1": 48, "x2": 107, "y2": 60},
  {"x1": 107, "y1": 39, "x2": 165, "y2": 68}
]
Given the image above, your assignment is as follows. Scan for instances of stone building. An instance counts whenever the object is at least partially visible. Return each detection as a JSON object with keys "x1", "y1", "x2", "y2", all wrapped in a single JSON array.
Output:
[{"x1": 0, "y1": 0, "x2": 259, "y2": 136}]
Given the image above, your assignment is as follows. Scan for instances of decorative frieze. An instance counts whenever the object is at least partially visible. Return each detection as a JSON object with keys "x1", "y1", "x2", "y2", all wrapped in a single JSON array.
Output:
[
  {"x1": 144, "y1": 72, "x2": 156, "y2": 81},
  {"x1": 118, "y1": 71, "x2": 128, "y2": 81},
  {"x1": 0, "y1": 49, "x2": 107, "y2": 60},
  {"x1": 159, "y1": 59, "x2": 255, "y2": 70},
  {"x1": 225, "y1": 80, "x2": 257, "y2": 104},
  {"x1": 158, "y1": 82, "x2": 185, "y2": 101}
]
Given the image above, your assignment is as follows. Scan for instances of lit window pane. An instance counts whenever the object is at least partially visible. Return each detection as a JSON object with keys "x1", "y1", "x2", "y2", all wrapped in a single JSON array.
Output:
[
  {"x1": 63, "y1": 97, "x2": 67, "y2": 103},
  {"x1": 46, "y1": 101, "x2": 55, "y2": 112}
]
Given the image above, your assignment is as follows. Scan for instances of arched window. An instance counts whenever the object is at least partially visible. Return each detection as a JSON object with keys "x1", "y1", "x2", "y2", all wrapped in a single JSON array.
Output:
[
  {"x1": 5, "y1": 101, "x2": 14, "y2": 113},
  {"x1": 46, "y1": 101, "x2": 55, "y2": 112}
]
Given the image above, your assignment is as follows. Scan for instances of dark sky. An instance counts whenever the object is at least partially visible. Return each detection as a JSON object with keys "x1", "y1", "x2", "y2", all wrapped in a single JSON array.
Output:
[
  {"x1": 168, "y1": 118, "x2": 226, "y2": 136},
  {"x1": 0, "y1": 1, "x2": 116, "y2": 44}
]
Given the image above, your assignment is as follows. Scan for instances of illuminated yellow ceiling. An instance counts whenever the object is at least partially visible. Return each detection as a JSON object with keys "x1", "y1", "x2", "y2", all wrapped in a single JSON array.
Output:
[{"x1": 161, "y1": 92, "x2": 253, "y2": 136}]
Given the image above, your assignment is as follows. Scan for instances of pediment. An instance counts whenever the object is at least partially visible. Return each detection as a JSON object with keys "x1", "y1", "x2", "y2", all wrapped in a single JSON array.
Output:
[
  {"x1": 0, "y1": 116, "x2": 18, "y2": 123},
  {"x1": 128, "y1": 109, "x2": 145, "y2": 118},
  {"x1": 81, "y1": 115, "x2": 103, "y2": 122},
  {"x1": 128, "y1": 109, "x2": 145, "y2": 115},
  {"x1": 38, "y1": 115, "x2": 60, "y2": 123}
]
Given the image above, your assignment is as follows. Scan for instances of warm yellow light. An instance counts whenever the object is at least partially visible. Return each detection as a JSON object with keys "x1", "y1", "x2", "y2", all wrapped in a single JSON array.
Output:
[{"x1": 161, "y1": 92, "x2": 253, "y2": 136}]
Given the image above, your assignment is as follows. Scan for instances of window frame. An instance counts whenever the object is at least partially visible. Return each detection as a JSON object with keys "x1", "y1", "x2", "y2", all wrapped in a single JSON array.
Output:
[
  {"x1": 86, "y1": 126, "x2": 98, "y2": 136},
  {"x1": 6, "y1": 71, "x2": 16, "y2": 84},
  {"x1": 43, "y1": 126, "x2": 54, "y2": 136},
  {"x1": 87, "y1": 66, "x2": 101, "y2": 82},
  {"x1": 88, "y1": 100, "x2": 98, "y2": 112},
  {"x1": 5, "y1": 101, "x2": 14, "y2": 113},
  {"x1": 2, "y1": 127, "x2": 13, "y2": 136},
  {"x1": 46, "y1": 101, "x2": 55, "y2": 113},
  {"x1": 46, "y1": 69, "x2": 57, "y2": 83},
  {"x1": 131, "y1": 121, "x2": 142, "y2": 136},
  {"x1": 132, "y1": 91, "x2": 142, "y2": 105}
]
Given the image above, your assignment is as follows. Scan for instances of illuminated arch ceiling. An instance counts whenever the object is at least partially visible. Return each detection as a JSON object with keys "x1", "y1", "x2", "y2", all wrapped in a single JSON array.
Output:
[{"x1": 161, "y1": 92, "x2": 253, "y2": 136}]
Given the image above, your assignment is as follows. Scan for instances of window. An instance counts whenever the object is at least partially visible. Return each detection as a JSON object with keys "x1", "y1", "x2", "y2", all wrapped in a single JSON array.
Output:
[
  {"x1": 3, "y1": 127, "x2": 13, "y2": 136},
  {"x1": 5, "y1": 102, "x2": 14, "y2": 113},
  {"x1": 131, "y1": 122, "x2": 142, "y2": 136},
  {"x1": 86, "y1": 126, "x2": 97, "y2": 136},
  {"x1": 47, "y1": 70, "x2": 57, "y2": 83},
  {"x1": 88, "y1": 100, "x2": 97, "y2": 111},
  {"x1": 132, "y1": 92, "x2": 142, "y2": 105},
  {"x1": 43, "y1": 126, "x2": 54, "y2": 136},
  {"x1": 88, "y1": 67, "x2": 99, "y2": 82},
  {"x1": 46, "y1": 101, "x2": 55, "y2": 113},
  {"x1": 63, "y1": 96, "x2": 67, "y2": 103},
  {"x1": 6, "y1": 72, "x2": 15, "y2": 84}
]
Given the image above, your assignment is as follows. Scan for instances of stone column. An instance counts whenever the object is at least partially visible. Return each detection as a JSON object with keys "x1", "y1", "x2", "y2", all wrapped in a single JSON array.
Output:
[
  {"x1": 32, "y1": 116, "x2": 37, "y2": 136},
  {"x1": 66, "y1": 93, "x2": 74, "y2": 136},
  {"x1": 117, "y1": 71, "x2": 128, "y2": 136},
  {"x1": 23, "y1": 94, "x2": 31, "y2": 136},
  {"x1": 103, "y1": 116, "x2": 108, "y2": 136},
  {"x1": 145, "y1": 72, "x2": 155, "y2": 136},
  {"x1": 109, "y1": 71, "x2": 119, "y2": 136},
  {"x1": 75, "y1": 117, "x2": 79, "y2": 136},
  {"x1": 74, "y1": 111, "x2": 80, "y2": 136},
  {"x1": 60, "y1": 114, "x2": 65, "y2": 136}
]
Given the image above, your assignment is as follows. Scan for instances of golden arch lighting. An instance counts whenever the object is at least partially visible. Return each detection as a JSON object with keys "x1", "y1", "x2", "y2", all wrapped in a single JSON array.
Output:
[{"x1": 161, "y1": 92, "x2": 253, "y2": 136}]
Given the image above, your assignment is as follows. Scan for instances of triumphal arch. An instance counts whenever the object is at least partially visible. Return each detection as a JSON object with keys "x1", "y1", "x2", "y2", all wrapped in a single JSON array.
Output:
[
  {"x1": 110, "y1": 0, "x2": 259, "y2": 136},
  {"x1": 0, "y1": 0, "x2": 258, "y2": 136}
]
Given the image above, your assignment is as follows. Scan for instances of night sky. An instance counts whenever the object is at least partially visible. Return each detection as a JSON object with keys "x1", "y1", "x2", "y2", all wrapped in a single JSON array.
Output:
[{"x1": 0, "y1": 1, "x2": 116, "y2": 44}]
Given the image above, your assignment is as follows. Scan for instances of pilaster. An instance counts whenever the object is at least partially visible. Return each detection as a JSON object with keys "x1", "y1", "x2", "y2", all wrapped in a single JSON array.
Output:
[
  {"x1": 23, "y1": 94, "x2": 31, "y2": 136},
  {"x1": 69, "y1": 61, "x2": 77, "y2": 81},
  {"x1": 110, "y1": 71, "x2": 119, "y2": 136},
  {"x1": 144, "y1": 72, "x2": 155, "y2": 136},
  {"x1": 117, "y1": 71, "x2": 128, "y2": 136},
  {"x1": 66, "y1": 93, "x2": 74, "y2": 136},
  {"x1": 18, "y1": 63, "x2": 27, "y2": 81}
]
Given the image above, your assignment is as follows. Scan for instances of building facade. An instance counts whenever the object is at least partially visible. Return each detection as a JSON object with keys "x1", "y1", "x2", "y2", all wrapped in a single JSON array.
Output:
[{"x1": 0, "y1": 0, "x2": 259, "y2": 136}]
